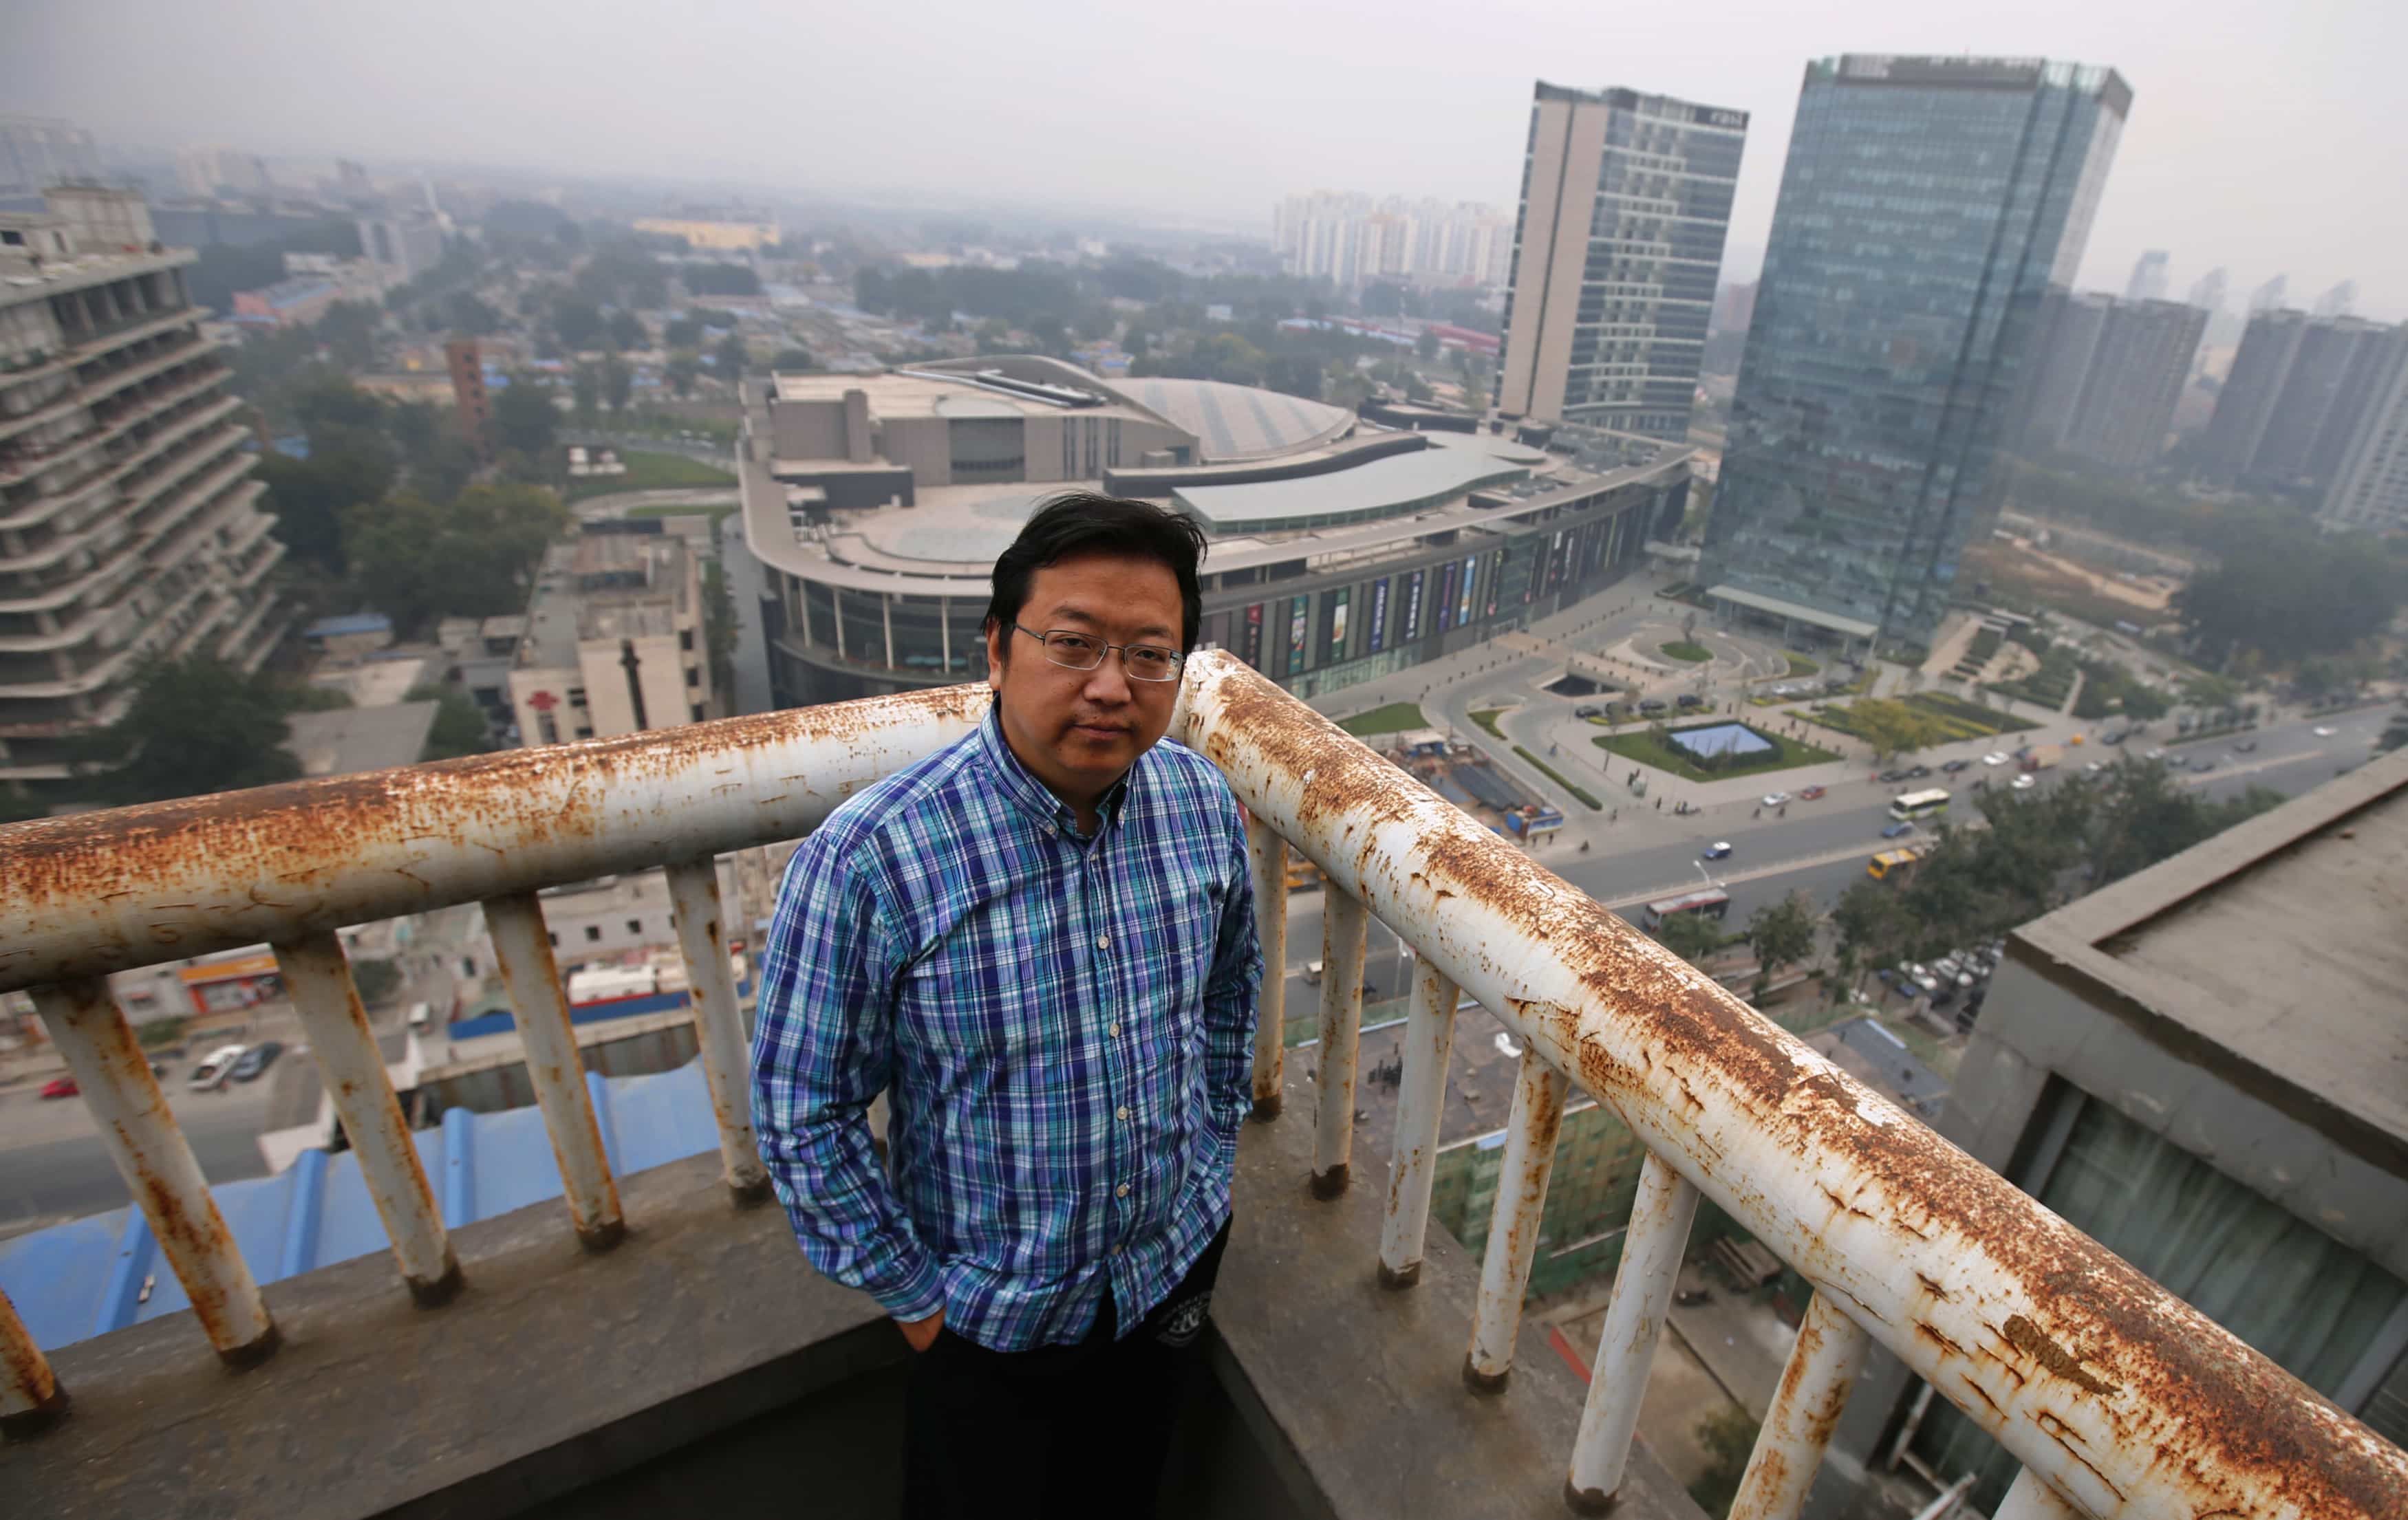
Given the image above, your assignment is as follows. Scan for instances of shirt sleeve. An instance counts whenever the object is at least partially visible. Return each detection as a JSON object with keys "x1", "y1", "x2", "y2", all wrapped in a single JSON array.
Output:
[
  {"x1": 1199, "y1": 792, "x2": 1264, "y2": 1164},
  {"x1": 749, "y1": 833, "x2": 946, "y2": 1322}
]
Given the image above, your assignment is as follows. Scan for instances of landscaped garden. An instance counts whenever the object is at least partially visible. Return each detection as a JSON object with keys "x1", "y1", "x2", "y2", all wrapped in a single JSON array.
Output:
[
  {"x1": 1806, "y1": 693, "x2": 2036, "y2": 753},
  {"x1": 1339, "y1": 702, "x2": 1428, "y2": 737},
  {"x1": 561, "y1": 449, "x2": 737, "y2": 503},
  {"x1": 1596, "y1": 719, "x2": 1842, "y2": 784},
  {"x1": 1659, "y1": 640, "x2": 1712, "y2": 664},
  {"x1": 1469, "y1": 708, "x2": 1507, "y2": 739}
]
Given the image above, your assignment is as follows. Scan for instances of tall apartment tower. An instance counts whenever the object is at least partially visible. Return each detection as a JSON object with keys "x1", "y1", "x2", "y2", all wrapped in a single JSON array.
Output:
[
  {"x1": 0, "y1": 189, "x2": 286, "y2": 796},
  {"x1": 1699, "y1": 56, "x2": 2129, "y2": 651},
  {"x1": 2200, "y1": 310, "x2": 2408, "y2": 496},
  {"x1": 2125, "y1": 249, "x2": 2169, "y2": 302},
  {"x1": 2019, "y1": 294, "x2": 2205, "y2": 471},
  {"x1": 1495, "y1": 83, "x2": 1748, "y2": 439},
  {"x1": 2319, "y1": 329, "x2": 2408, "y2": 533}
]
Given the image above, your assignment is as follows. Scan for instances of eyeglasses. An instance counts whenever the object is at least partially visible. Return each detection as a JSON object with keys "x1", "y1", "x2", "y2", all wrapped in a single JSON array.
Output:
[{"x1": 1012, "y1": 624, "x2": 1185, "y2": 683}]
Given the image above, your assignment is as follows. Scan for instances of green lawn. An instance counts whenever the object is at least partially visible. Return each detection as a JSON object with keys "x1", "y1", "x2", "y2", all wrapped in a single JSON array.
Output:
[
  {"x1": 562, "y1": 450, "x2": 738, "y2": 502},
  {"x1": 1659, "y1": 640, "x2": 1712, "y2": 663},
  {"x1": 1785, "y1": 653, "x2": 1820, "y2": 677},
  {"x1": 1512, "y1": 746, "x2": 1602, "y2": 810},
  {"x1": 1596, "y1": 721, "x2": 1842, "y2": 783},
  {"x1": 1468, "y1": 708, "x2": 1507, "y2": 739},
  {"x1": 1339, "y1": 701, "x2": 1428, "y2": 737}
]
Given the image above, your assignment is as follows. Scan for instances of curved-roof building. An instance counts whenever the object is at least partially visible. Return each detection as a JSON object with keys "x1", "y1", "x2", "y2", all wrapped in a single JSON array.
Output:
[{"x1": 735, "y1": 358, "x2": 1692, "y2": 708}]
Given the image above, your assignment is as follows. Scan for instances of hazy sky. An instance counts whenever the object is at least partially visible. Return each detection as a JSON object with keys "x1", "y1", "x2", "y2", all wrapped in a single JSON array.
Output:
[{"x1": 10, "y1": 0, "x2": 2403, "y2": 318}]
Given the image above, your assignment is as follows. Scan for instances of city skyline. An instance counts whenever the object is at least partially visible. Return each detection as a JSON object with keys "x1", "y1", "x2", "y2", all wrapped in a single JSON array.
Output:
[{"x1": 6, "y1": 0, "x2": 2404, "y2": 320}]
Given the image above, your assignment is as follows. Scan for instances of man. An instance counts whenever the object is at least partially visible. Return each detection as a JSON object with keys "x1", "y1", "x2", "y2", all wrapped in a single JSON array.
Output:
[{"x1": 751, "y1": 492, "x2": 1262, "y2": 1517}]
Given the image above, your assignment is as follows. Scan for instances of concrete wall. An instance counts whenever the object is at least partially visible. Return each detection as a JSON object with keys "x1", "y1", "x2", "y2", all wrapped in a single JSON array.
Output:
[
  {"x1": 769, "y1": 397, "x2": 846, "y2": 460},
  {"x1": 879, "y1": 415, "x2": 951, "y2": 486}
]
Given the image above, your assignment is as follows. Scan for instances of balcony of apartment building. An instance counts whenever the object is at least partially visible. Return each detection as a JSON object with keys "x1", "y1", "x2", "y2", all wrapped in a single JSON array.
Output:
[{"x1": 1, "y1": 659, "x2": 2400, "y2": 1520}]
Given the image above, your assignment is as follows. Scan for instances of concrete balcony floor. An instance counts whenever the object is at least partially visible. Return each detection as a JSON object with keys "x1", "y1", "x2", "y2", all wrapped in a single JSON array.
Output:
[{"x1": 1, "y1": 1069, "x2": 1702, "y2": 1520}]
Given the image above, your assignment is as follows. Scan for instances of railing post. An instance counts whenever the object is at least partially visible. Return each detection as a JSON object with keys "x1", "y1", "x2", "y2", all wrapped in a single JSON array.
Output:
[
  {"x1": 664, "y1": 858, "x2": 772, "y2": 1204},
  {"x1": 1726, "y1": 1290, "x2": 1871, "y2": 1520},
  {"x1": 1310, "y1": 887, "x2": 1368, "y2": 1197},
  {"x1": 482, "y1": 892, "x2": 625, "y2": 1249},
  {"x1": 1565, "y1": 1149, "x2": 1702, "y2": 1512},
  {"x1": 1244, "y1": 816, "x2": 1288, "y2": 1118},
  {"x1": 1377, "y1": 957, "x2": 1459, "y2": 1288},
  {"x1": 273, "y1": 931, "x2": 461, "y2": 1305},
  {"x1": 1464, "y1": 1050, "x2": 1570, "y2": 1392},
  {"x1": 29, "y1": 978, "x2": 278, "y2": 1367},
  {"x1": 1993, "y1": 1468, "x2": 2085, "y2": 1519},
  {"x1": 1, "y1": 1287, "x2": 67, "y2": 1437}
]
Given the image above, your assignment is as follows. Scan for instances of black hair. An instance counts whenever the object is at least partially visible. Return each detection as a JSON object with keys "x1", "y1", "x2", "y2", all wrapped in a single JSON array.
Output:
[{"x1": 984, "y1": 491, "x2": 1208, "y2": 655}]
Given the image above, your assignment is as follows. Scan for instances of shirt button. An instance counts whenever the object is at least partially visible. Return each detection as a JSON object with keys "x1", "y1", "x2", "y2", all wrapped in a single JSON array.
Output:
[
  {"x1": 1110, "y1": 1244, "x2": 1124, "y2": 1257},
  {"x1": 1115, "y1": 1183, "x2": 1130, "y2": 1198},
  {"x1": 1096, "y1": 933, "x2": 1110, "y2": 950},
  {"x1": 1116, "y1": 1105, "x2": 1131, "y2": 1122},
  {"x1": 1108, "y1": 1022, "x2": 1121, "y2": 1037}
]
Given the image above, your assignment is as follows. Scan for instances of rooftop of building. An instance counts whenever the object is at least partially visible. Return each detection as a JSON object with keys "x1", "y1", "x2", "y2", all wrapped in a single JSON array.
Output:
[
  {"x1": 519, "y1": 532, "x2": 694, "y2": 670},
  {"x1": 1173, "y1": 446, "x2": 1531, "y2": 534},
  {"x1": 2013, "y1": 743, "x2": 2408, "y2": 1153},
  {"x1": 282, "y1": 702, "x2": 439, "y2": 778}
]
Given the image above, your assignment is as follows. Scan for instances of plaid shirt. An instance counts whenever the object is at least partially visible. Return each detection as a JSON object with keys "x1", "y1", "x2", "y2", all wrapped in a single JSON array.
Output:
[{"x1": 751, "y1": 708, "x2": 1261, "y2": 1351}]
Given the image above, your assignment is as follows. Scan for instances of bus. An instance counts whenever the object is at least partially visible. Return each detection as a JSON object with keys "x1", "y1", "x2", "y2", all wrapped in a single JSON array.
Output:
[
  {"x1": 1867, "y1": 849, "x2": 1920, "y2": 882},
  {"x1": 1641, "y1": 888, "x2": 1730, "y2": 932},
  {"x1": 1889, "y1": 788, "x2": 1951, "y2": 823}
]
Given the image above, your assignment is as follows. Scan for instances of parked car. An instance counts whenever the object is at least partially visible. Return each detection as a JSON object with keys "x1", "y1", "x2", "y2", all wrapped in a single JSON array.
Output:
[
  {"x1": 2144, "y1": 747, "x2": 2168, "y2": 761},
  {"x1": 2312, "y1": 726, "x2": 2336, "y2": 737},
  {"x1": 1573, "y1": 705, "x2": 1602, "y2": 719},
  {"x1": 1877, "y1": 768, "x2": 1911, "y2": 783},
  {"x1": 1906, "y1": 764, "x2": 1932, "y2": 779},
  {"x1": 1901, "y1": 963, "x2": 1940, "y2": 995},
  {"x1": 1932, "y1": 957, "x2": 1977, "y2": 990},
  {"x1": 1940, "y1": 758, "x2": 1972, "y2": 773},
  {"x1": 1700, "y1": 840, "x2": 1734, "y2": 860},
  {"x1": 188, "y1": 1044, "x2": 248, "y2": 1092},
  {"x1": 2189, "y1": 758, "x2": 2216, "y2": 774},
  {"x1": 1761, "y1": 792, "x2": 1791, "y2": 808},
  {"x1": 1676, "y1": 693, "x2": 1703, "y2": 708},
  {"x1": 2100, "y1": 730, "x2": 2129, "y2": 746},
  {"x1": 1798, "y1": 785, "x2": 1827, "y2": 800},
  {"x1": 1880, "y1": 820, "x2": 1917, "y2": 838},
  {"x1": 2083, "y1": 760, "x2": 2106, "y2": 772},
  {"x1": 1639, "y1": 698, "x2": 1667, "y2": 713},
  {"x1": 2010, "y1": 773, "x2": 2038, "y2": 790},
  {"x1": 230, "y1": 1041, "x2": 285, "y2": 1083},
  {"x1": 2232, "y1": 739, "x2": 2258, "y2": 753},
  {"x1": 40, "y1": 1075, "x2": 78, "y2": 1100},
  {"x1": 1982, "y1": 752, "x2": 2009, "y2": 766}
]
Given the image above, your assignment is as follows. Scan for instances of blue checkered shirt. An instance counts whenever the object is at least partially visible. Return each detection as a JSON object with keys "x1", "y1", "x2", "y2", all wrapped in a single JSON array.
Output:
[{"x1": 751, "y1": 709, "x2": 1261, "y2": 1351}]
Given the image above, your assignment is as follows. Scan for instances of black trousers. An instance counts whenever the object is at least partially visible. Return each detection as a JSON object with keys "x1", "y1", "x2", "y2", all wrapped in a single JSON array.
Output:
[{"x1": 902, "y1": 1220, "x2": 1231, "y2": 1520}]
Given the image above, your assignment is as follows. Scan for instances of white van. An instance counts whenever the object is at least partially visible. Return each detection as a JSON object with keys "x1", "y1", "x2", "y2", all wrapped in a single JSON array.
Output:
[
  {"x1": 407, "y1": 1001, "x2": 433, "y2": 1032},
  {"x1": 187, "y1": 1044, "x2": 248, "y2": 1092}
]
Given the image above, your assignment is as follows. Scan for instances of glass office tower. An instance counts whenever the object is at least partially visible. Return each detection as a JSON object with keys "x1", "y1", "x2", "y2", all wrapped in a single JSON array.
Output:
[
  {"x1": 1699, "y1": 56, "x2": 2130, "y2": 652},
  {"x1": 1496, "y1": 83, "x2": 1748, "y2": 441}
]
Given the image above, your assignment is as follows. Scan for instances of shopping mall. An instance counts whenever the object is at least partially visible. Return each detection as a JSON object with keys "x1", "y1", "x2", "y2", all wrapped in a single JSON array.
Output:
[{"x1": 733, "y1": 356, "x2": 1692, "y2": 707}]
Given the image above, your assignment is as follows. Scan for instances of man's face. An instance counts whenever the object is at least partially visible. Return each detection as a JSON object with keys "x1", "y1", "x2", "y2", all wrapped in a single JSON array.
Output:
[{"x1": 985, "y1": 551, "x2": 1185, "y2": 811}]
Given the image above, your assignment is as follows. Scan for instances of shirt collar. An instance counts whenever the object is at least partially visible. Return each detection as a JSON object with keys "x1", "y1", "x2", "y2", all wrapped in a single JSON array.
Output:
[{"x1": 974, "y1": 706, "x2": 1139, "y2": 838}]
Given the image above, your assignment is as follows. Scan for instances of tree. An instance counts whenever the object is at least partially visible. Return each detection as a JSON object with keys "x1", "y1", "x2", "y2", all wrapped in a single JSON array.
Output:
[
  {"x1": 702, "y1": 559, "x2": 739, "y2": 697},
  {"x1": 1415, "y1": 329, "x2": 1439, "y2": 362},
  {"x1": 486, "y1": 379, "x2": 559, "y2": 461},
  {"x1": 1747, "y1": 893, "x2": 1818, "y2": 978},
  {"x1": 444, "y1": 290, "x2": 505, "y2": 336},
  {"x1": 552, "y1": 294, "x2": 605, "y2": 351},
  {"x1": 1830, "y1": 882, "x2": 1913, "y2": 990},
  {"x1": 74, "y1": 657, "x2": 300, "y2": 804},
  {"x1": 602, "y1": 354, "x2": 634, "y2": 412},
  {"x1": 572, "y1": 364, "x2": 600, "y2": 422},
  {"x1": 2173, "y1": 525, "x2": 2407, "y2": 667},
  {"x1": 406, "y1": 684, "x2": 494, "y2": 761},
  {"x1": 1655, "y1": 911, "x2": 1724, "y2": 964},
  {"x1": 682, "y1": 262, "x2": 762, "y2": 296},
  {"x1": 715, "y1": 332, "x2": 747, "y2": 379},
  {"x1": 255, "y1": 424, "x2": 397, "y2": 577},
  {"x1": 665, "y1": 351, "x2": 699, "y2": 398},
  {"x1": 317, "y1": 300, "x2": 380, "y2": 371},
  {"x1": 771, "y1": 346, "x2": 814, "y2": 372},
  {"x1": 345, "y1": 484, "x2": 568, "y2": 636},
  {"x1": 608, "y1": 310, "x2": 645, "y2": 351},
  {"x1": 663, "y1": 315, "x2": 705, "y2": 348}
]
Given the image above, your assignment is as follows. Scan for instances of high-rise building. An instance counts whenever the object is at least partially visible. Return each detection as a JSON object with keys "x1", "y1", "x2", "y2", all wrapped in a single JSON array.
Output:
[
  {"x1": 2014, "y1": 291, "x2": 2113, "y2": 454},
  {"x1": 357, "y1": 212, "x2": 444, "y2": 281},
  {"x1": 0, "y1": 188, "x2": 286, "y2": 793},
  {"x1": 173, "y1": 145, "x2": 271, "y2": 199},
  {"x1": 1699, "y1": 55, "x2": 2129, "y2": 652},
  {"x1": 2199, "y1": 310, "x2": 2408, "y2": 496},
  {"x1": 2125, "y1": 249, "x2": 2169, "y2": 302},
  {"x1": 1271, "y1": 193, "x2": 1512, "y2": 288},
  {"x1": 0, "y1": 113, "x2": 103, "y2": 199},
  {"x1": 2187, "y1": 267, "x2": 2226, "y2": 315},
  {"x1": 2060, "y1": 299, "x2": 2207, "y2": 470},
  {"x1": 2313, "y1": 279, "x2": 2357, "y2": 318},
  {"x1": 2248, "y1": 273, "x2": 2288, "y2": 312},
  {"x1": 2319, "y1": 327, "x2": 2408, "y2": 533},
  {"x1": 1494, "y1": 82, "x2": 1747, "y2": 439}
]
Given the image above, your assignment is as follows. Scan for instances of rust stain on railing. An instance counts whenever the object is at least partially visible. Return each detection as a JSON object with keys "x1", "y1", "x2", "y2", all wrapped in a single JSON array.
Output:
[{"x1": 1177, "y1": 651, "x2": 2407, "y2": 1520}]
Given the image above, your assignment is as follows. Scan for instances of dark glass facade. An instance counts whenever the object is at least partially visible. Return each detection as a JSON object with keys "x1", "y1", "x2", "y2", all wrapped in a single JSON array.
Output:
[{"x1": 1701, "y1": 56, "x2": 2130, "y2": 649}]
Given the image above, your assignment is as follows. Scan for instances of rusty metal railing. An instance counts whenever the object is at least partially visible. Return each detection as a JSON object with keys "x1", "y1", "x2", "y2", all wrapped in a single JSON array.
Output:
[{"x1": 0, "y1": 655, "x2": 2402, "y2": 1520}]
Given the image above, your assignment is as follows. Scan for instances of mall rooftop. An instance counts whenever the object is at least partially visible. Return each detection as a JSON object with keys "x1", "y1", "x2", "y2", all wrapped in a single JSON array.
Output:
[{"x1": 1, "y1": 665, "x2": 2399, "y2": 1519}]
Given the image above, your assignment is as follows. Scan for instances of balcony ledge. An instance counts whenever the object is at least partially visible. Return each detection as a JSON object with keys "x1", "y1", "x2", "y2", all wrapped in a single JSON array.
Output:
[{"x1": 0, "y1": 1069, "x2": 1701, "y2": 1520}]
